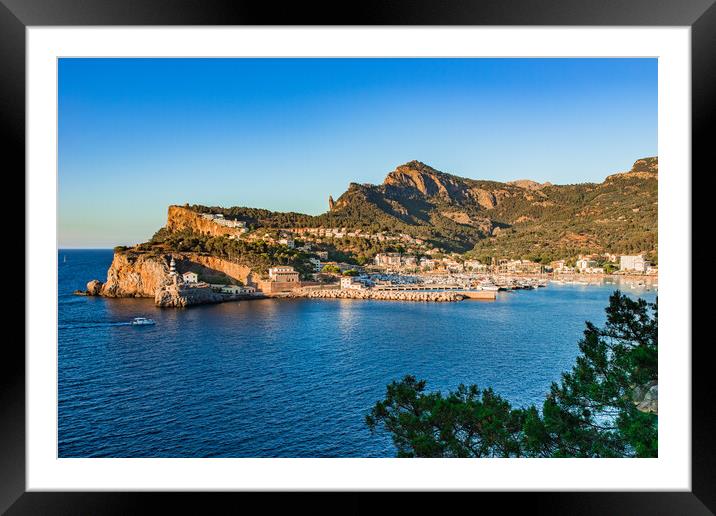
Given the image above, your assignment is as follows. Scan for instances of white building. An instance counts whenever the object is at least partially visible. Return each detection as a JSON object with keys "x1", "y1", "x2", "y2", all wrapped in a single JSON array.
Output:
[
  {"x1": 278, "y1": 237, "x2": 295, "y2": 248},
  {"x1": 201, "y1": 212, "x2": 247, "y2": 230},
  {"x1": 550, "y1": 260, "x2": 566, "y2": 272},
  {"x1": 576, "y1": 257, "x2": 598, "y2": 272},
  {"x1": 419, "y1": 258, "x2": 436, "y2": 270},
  {"x1": 220, "y1": 285, "x2": 256, "y2": 295},
  {"x1": 340, "y1": 277, "x2": 364, "y2": 290},
  {"x1": 401, "y1": 256, "x2": 418, "y2": 267},
  {"x1": 374, "y1": 253, "x2": 402, "y2": 267},
  {"x1": 463, "y1": 259, "x2": 487, "y2": 272},
  {"x1": 442, "y1": 258, "x2": 464, "y2": 272},
  {"x1": 182, "y1": 271, "x2": 198, "y2": 284},
  {"x1": 620, "y1": 254, "x2": 650, "y2": 272},
  {"x1": 308, "y1": 257, "x2": 322, "y2": 272}
]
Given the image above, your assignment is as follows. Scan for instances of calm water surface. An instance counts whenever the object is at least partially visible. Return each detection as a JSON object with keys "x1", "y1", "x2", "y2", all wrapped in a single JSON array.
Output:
[{"x1": 58, "y1": 249, "x2": 656, "y2": 457}]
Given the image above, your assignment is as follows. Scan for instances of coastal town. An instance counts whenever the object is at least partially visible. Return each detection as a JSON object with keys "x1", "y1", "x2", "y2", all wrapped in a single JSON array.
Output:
[{"x1": 80, "y1": 206, "x2": 658, "y2": 308}]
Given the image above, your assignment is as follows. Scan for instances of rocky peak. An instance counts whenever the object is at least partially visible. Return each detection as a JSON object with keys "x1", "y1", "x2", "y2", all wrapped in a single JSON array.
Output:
[
  {"x1": 631, "y1": 156, "x2": 658, "y2": 174},
  {"x1": 606, "y1": 156, "x2": 658, "y2": 182},
  {"x1": 507, "y1": 179, "x2": 552, "y2": 190},
  {"x1": 383, "y1": 161, "x2": 465, "y2": 199},
  {"x1": 396, "y1": 160, "x2": 438, "y2": 173}
]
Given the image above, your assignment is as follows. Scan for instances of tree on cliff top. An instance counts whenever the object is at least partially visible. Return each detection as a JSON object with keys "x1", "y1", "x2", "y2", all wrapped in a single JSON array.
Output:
[{"x1": 366, "y1": 291, "x2": 658, "y2": 458}]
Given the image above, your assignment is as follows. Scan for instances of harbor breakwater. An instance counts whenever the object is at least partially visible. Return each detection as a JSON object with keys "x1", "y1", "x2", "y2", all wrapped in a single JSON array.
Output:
[{"x1": 292, "y1": 288, "x2": 466, "y2": 302}]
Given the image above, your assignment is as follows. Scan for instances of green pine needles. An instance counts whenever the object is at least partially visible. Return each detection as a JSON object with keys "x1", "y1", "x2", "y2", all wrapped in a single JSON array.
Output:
[{"x1": 366, "y1": 291, "x2": 658, "y2": 458}]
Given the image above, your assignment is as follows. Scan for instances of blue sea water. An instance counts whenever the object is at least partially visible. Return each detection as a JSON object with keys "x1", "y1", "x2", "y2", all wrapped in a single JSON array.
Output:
[{"x1": 58, "y1": 249, "x2": 657, "y2": 457}]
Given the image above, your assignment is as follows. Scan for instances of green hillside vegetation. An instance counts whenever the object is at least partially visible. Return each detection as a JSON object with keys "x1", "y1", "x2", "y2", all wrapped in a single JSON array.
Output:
[
  {"x1": 145, "y1": 227, "x2": 316, "y2": 279},
  {"x1": 178, "y1": 157, "x2": 657, "y2": 264}
]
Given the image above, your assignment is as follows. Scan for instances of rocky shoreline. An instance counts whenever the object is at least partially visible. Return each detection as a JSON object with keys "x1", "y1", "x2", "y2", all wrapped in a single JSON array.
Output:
[
  {"x1": 153, "y1": 284, "x2": 224, "y2": 307},
  {"x1": 76, "y1": 279, "x2": 267, "y2": 308},
  {"x1": 291, "y1": 288, "x2": 465, "y2": 302}
]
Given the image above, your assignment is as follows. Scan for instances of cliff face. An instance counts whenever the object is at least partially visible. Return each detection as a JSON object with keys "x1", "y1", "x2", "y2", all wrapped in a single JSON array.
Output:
[
  {"x1": 382, "y1": 160, "x2": 514, "y2": 209},
  {"x1": 166, "y1": 205, "x2": 242, "y2": 237},
  {"x1": 98, "y1": 251, "x2": 259, "y2": 299},
  {"x1": 383, "y1": 161, "x2": 466, "y2": 198},
  {"x1": 187, "y1": 255, "x2": 257, "y2": 287},
  {"x1": 100, "y1": 252, "x2": 172, "y2": 298}
]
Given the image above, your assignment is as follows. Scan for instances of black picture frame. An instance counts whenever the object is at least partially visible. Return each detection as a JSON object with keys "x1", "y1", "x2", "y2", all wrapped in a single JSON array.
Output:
[{"x1": 4, "y1": 0, "x2": 712, "y2": 513}]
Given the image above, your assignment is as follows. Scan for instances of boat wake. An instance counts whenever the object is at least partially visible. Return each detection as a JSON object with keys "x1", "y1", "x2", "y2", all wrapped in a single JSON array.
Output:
[{"x1": 58, "y1": 321, "x2": 134, "y2": 330}]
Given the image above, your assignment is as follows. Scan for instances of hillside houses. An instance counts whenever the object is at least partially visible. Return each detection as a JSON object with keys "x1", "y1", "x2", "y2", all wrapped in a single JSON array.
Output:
[
  {"x1": 374, "y1": 252, "x2": 402, "y2": 267},
  {"x1": 201, "y1": 213, "x2": 248, "y2": 232}
]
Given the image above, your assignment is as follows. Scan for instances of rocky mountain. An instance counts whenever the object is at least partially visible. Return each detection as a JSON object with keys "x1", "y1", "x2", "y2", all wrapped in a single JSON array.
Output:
[
  {"x1": 178, "y1": 157, "x2": 657, "y2": 262},
  {"x1": 324, "y1": 157, "x2": 657, "y2": 260}
]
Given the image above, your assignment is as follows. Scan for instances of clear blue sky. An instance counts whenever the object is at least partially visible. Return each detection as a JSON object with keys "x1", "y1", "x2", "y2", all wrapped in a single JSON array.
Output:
[{"x1": 58, "y1": 58, "x2": 657, "y2": 248}]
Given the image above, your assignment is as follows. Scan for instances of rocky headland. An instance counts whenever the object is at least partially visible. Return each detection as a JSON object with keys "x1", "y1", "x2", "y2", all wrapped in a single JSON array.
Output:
[{"x1": 80, "y1": 250, "x2": 259, "y2": 307}]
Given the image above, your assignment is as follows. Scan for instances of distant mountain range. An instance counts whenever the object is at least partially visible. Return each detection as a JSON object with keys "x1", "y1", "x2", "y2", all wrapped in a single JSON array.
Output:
[{"x1": 185, "y1": 157, "x2": 658, "y2": 262}]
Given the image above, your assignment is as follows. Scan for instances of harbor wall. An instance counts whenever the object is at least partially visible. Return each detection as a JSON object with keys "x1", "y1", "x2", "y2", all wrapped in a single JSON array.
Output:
[{"x1": 292, "y1": 288, "x2": 466, "y2": 302}]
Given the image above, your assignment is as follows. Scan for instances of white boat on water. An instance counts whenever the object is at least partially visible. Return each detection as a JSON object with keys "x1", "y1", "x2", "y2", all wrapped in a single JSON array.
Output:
[
  {"x1": 479, "y1": 282, "x2": 500, "y2": 292},
  {"x1": 131, "y1": 317, "x2": 155, "y2": 326}
]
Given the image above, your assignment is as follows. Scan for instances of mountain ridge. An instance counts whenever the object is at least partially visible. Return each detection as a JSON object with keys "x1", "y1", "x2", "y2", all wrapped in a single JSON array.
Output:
[{"x1": 177, "y1": 157, "x2": 657, "y2": 262}]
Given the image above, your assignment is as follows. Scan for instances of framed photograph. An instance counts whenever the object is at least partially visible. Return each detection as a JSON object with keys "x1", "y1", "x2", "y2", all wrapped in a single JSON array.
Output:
[{"x1": 6, "y1": 0, "x2": 713, "y2": 512}]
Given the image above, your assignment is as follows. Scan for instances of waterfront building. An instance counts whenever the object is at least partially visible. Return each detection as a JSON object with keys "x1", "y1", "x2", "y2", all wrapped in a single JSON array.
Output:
[
  {"x1": 340, "y1": 277, "x2": 364, "y2": 290},
  {"x1": 620, "y1": 254, "x2": 650, "y2": 272},
  {"x1": 401, "y1": 256, "x2": 418, "y2": 267},
  {"x1": 268, "y1": 266, "x2": 300, "y2": 283},
  {"x1": 576, "y1": 257, "x2": 598, "y2": 272},
  {"x1": 419, "y1": 258, "x2": 436, "y2": 270},
  {"x1": 442, "y1": 258, "x2": 464, "y2": 273},
  {"x1": 374, "y1": 252, "x2": 402, "y2": 267},
  {"x1": 182, "y1": 271, "x2": 199, "y2": 284},
  {"x1": 463, "y1": 259, "x2": 487, "y2": 272},
  {"x1": 219, "y1": 285, "x2": 257, "y2": 295},
  {"x1": 499, "y1": 259, "x2": 542, "y2": 274},
  {"x1": 550, "y1": 260, "x2": 566, "y2": 272}
]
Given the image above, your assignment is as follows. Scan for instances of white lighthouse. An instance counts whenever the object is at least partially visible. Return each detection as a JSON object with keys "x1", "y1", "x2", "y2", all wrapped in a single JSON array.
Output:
[{"x1": 169, "y1": 257, "x2": 178, "y2": 285}]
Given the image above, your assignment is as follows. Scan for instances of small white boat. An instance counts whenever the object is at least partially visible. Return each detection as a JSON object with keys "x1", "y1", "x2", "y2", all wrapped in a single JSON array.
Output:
[{"x1": 131, "y1": 317, "x2": 155, "y2": 326}]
